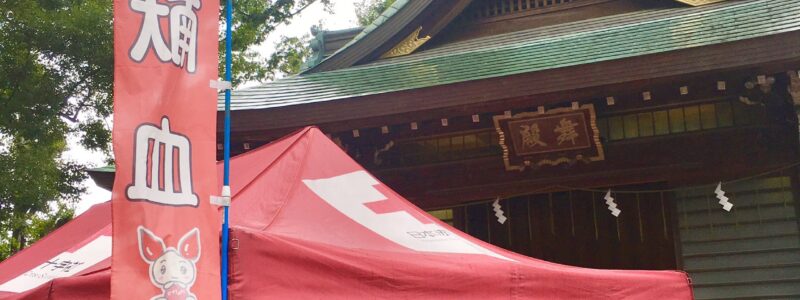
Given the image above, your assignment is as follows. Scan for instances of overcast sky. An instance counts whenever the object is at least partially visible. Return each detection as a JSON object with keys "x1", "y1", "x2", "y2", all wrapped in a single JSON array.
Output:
[{"x1": 68, "y1": 0, "x2": 361, "y2": 215}]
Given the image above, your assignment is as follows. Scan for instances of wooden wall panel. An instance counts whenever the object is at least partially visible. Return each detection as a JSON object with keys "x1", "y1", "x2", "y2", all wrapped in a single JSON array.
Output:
[
  {"x1": 465, "y1": 203, "x2": 490, "y2": 242},
  {"x1": 569, "y1": 190, "x2": 597, "y2": 267},
  {"x1": 459, "y1": 188, "x2": 678, "y2": 270},
  {"x1": 677, "y1": 176, "x2": 800, "y2": 299},
  {"x1": 507, "y1": 196, "x2": 532, "y2": 255},
  {"x1": 527, "y1": 194, "x2": 551, "y2": 260}
]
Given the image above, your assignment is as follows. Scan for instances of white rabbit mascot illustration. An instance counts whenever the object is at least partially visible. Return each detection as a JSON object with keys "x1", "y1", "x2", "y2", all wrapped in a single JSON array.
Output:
[{"x1": 137, "y1": 226, "x2": 201, "y2": 300}]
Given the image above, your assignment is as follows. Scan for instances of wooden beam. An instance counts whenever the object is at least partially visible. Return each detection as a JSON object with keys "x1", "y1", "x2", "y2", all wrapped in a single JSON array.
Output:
[{"x1": 373, "y1": 125, "x2": 798, "y2": 209}]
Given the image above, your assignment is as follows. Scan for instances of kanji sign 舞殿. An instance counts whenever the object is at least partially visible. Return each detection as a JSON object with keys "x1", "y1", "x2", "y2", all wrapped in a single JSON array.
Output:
[{"x1": 494, "y1": 104, "x2": 604, "y2": 171}]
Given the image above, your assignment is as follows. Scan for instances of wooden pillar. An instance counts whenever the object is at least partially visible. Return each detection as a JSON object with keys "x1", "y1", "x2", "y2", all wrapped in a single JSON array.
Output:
[{"x1": 788, "y1": 71, "x2": 800, "y2": 232}]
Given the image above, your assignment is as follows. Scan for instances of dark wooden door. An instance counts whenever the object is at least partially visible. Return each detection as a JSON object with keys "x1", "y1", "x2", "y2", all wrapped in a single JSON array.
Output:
[{"x1": 454, "y1": 187, "x2": 678, "y2": 270}]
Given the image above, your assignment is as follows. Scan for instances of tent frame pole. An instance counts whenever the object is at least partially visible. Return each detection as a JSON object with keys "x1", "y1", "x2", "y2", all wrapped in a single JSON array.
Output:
[{"x1": 222, "y1": 0, "x2": 233, "y2": 298}]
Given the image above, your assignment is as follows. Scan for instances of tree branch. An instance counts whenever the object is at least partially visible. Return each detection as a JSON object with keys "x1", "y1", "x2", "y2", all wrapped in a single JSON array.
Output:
[
  {"x1": 59, "y1": 69, "x2": 100, "y2": 123},
  {"x1": 286, "y1": 0, "x2": 317, "y2": 19}
]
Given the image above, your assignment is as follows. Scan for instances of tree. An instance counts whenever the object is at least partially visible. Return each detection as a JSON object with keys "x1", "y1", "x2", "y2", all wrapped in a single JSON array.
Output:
[
  {"x1": 0, "y1": 0, "x2": 329, "y2": 260},
  {"x1": 0, "y1": 136, "x2": 84, "y2": 259},
  {"x1": 355, "y1": 0, "x2": 396, "y2": 26},
  {"x1": 226, "y1": 0, "x2": 331, "y2": 84}
]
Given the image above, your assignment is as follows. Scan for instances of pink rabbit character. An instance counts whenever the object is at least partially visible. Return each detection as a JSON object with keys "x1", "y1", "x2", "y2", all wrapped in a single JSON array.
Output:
[{"x1": 137, "y1": 226, "x2": 201, "y2": 300}]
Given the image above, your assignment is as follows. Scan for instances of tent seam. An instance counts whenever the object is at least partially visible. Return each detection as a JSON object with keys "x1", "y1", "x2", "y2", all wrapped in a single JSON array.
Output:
[
  {"x1": 259, "y1": 128, "x2": 317, "y2": 232},
  {"x1": 46, "y1": 279, "x2": 55, "y2": 300},
  {"x1": 226, "y1": 126, "x2": 311, "y2": 200}
]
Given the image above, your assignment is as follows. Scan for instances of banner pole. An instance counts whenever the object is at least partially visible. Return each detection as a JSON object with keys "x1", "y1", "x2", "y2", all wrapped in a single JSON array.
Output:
[{"x1": 222, "y1": 0, "x2": 233, "y2": 297}]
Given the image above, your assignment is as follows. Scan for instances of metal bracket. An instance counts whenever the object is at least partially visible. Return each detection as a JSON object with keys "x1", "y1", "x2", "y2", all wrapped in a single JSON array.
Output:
[
  {"x1": 209, "y1": 80, "x2": 232, "y2": 91},
  {"x1": 210, "y1": 185, "x2": 231, "y2": 207}
]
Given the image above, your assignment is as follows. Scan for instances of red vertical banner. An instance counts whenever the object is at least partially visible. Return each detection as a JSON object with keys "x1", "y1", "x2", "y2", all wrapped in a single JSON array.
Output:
[{"x1": 111, "y1": 0, "x2": 220, "y2": 299}]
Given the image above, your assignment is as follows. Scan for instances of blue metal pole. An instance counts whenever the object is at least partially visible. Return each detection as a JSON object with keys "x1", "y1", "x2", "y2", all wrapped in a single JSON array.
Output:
[{"x1": 221, "y1": 0, "x2": 233, "y2": 298}]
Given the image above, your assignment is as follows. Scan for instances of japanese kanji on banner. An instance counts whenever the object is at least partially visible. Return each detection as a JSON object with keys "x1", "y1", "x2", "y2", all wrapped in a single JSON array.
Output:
[{"x1": 111, "y1": 0, "x2": 220, "y2": 299}]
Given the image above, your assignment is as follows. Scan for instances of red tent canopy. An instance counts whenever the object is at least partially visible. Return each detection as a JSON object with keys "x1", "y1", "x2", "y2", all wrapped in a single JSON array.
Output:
[
  {"x1": 0, "y1": 127, "x2": 693, "y2": 299},
  {"x1": 0, "y1": 202, "x2": 111, "y2": 299}
]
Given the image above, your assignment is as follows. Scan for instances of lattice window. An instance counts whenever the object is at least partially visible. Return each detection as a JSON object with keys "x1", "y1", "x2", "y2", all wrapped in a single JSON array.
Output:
[
  {"x1": 596, "y1": 99, "x2": 763, "y2": 142},
  {"x1": 427, "y1": 209, "x2": 455, "y2": 226},
  {"x1": 391, "y1": 130, "x2": 502, "y2": 167}
]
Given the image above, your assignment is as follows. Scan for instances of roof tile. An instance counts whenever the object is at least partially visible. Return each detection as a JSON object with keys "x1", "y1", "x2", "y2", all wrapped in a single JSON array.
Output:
[{"x1": 222, "y1": 0, "x2": 800, "y2": 111}]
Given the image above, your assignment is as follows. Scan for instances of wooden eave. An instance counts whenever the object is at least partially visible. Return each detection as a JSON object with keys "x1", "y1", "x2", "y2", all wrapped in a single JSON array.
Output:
[{"x1": 221, "y1": 30, "x2": 800, "y2": 141}]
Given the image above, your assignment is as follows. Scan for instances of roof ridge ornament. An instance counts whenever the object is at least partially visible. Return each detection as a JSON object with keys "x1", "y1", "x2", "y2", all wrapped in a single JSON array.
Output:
[{"x1": 381, "y1": 26, "x2": 431, "y2": 59}]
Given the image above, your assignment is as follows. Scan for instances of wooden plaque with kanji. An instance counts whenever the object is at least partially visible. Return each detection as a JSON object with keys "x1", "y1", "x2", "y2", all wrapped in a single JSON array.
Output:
[{"x1": 493, "y1": 104, "x2": 604, "y2": 171}]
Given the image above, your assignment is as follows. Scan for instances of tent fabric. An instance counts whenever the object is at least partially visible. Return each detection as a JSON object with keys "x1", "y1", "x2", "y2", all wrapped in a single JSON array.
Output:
[
  {"x1": 228, "y1": 228, "x2": 692, "y2": 299},
  {"x1": 0, "y1": 202, "x2": 111, "y2": 300},
  {"x1": 0, "y1": 127, "x2": 693, "y2": 299},
  {"x1": 223, "y1": 127, "x2": 693, "y2": 299},
  {"x1": 7, "y1": 271, "x2": 110, "y2": 300}
]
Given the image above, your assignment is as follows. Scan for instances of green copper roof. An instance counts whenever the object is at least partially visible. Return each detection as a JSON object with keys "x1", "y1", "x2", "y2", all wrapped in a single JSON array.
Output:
[
  {"x1": 89, "y1": 165, "x2": 115, "y2": 173},
  {"x1": 223, "y1": 0, "x2": 800, "y2": 111}
]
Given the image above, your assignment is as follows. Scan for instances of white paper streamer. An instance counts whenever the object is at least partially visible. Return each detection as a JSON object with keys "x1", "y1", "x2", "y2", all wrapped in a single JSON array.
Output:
[
  {"x1": 492, "y1": 198, "x2": 507, "y2": 224},
  {"x1": 715, "y1": 182, "x2": 733, "y2": 211},
  {"x1": 604, "y1": 190, "x2": 621, "y2": 217}
]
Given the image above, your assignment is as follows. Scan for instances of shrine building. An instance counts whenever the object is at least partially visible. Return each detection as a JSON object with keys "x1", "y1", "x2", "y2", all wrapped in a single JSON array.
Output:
[{"x1": 92, "y1": 0, "x2": 800, "y2": 298}]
